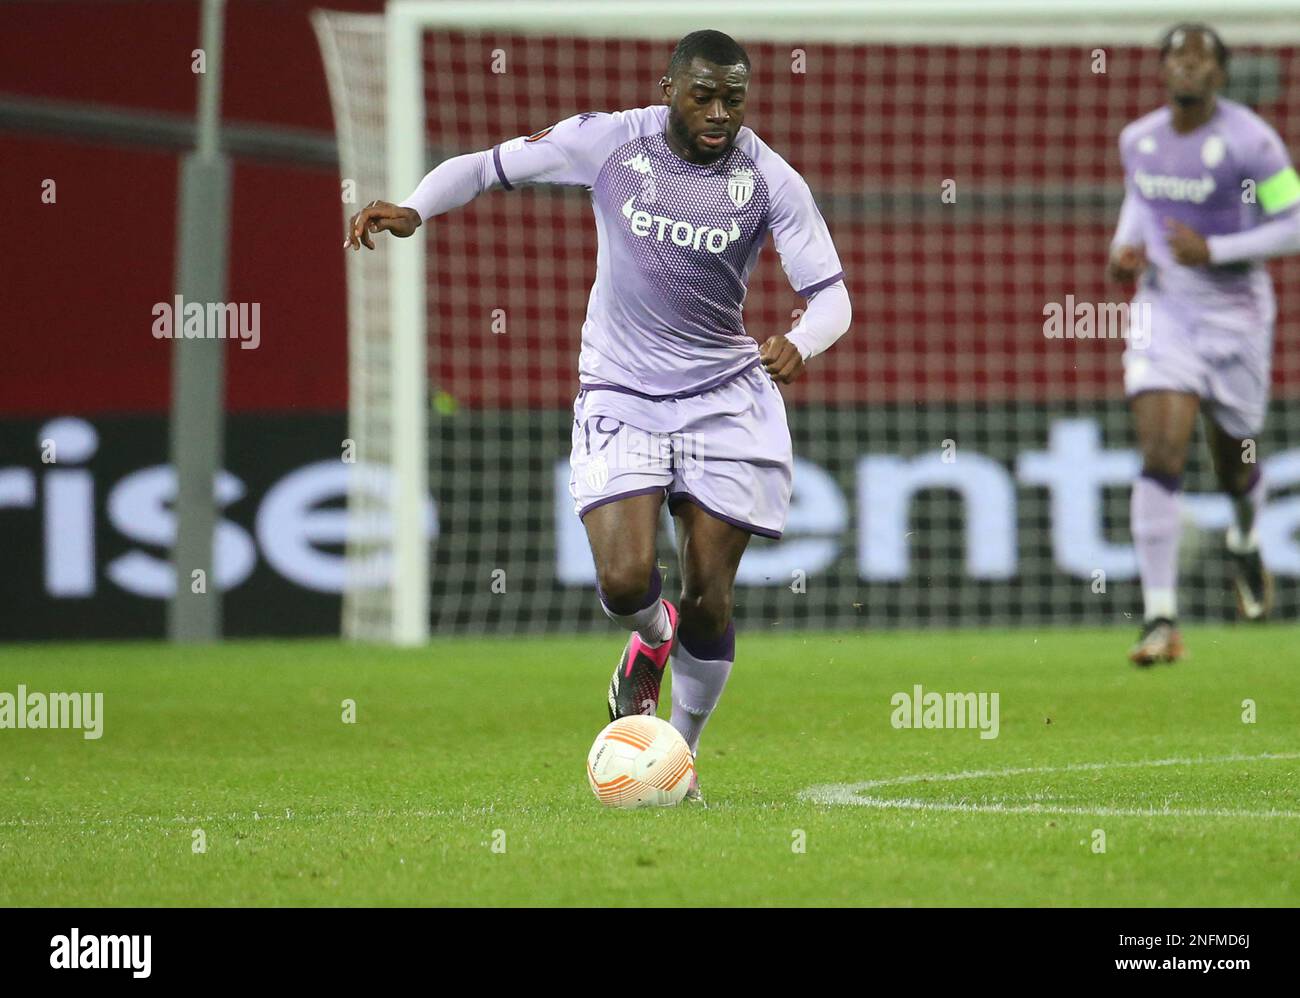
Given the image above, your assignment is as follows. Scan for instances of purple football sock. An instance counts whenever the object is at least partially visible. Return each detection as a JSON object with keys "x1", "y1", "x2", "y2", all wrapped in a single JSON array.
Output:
[
  {"x1": 669, "y1": 622, "x2": 735, "y2": 754},
  {"x1": 1132, "y1": 473, "x2": 1182, "y2": 621}
]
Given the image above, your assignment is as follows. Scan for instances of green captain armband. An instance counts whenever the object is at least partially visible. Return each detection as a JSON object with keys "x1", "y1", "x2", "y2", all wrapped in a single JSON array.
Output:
[{"x1": 1257, "y1": 166, "x2": 1300, "y2": 214}]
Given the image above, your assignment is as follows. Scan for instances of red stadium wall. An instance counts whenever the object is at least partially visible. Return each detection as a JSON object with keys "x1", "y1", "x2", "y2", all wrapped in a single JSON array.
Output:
[
  {"x1": 1, "y1": 138, "x2": 350, "y2": 414},
  {"x1": 1, "y1": 0, "x2": 387, "y2": 418}
]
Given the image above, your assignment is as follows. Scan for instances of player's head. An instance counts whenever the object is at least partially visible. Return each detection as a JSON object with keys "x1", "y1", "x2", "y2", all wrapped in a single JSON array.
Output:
[
  {"x1": 660, "y1": 29, "x2": 751, "y2": 164},
  {"x1": 1159, "y1": 23, "x2": 1228, "y2": 107}
]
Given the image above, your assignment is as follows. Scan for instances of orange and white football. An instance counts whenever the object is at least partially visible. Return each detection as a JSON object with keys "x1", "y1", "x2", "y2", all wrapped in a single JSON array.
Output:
[{"x1": 586, "y1": 716, "x2": 695, "y2": 808}]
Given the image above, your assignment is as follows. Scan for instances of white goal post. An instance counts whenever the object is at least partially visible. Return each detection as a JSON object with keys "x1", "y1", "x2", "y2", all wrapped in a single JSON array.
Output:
[{"x1": 318, "y1": 0, "x2": 1300, "y2": 645}]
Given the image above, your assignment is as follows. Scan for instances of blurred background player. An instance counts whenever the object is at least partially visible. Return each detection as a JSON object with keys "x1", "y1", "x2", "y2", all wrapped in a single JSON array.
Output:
[
  {"x1": 344, "y1": 30, "x2": 851, "y2": 796},
  {"x1": 1108, "y1": 23, "x2": 1300, "y2": 664}
]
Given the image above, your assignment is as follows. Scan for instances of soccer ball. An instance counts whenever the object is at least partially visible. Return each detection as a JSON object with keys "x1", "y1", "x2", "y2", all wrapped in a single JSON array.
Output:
[{"x1": 586, "y1": 716, "x2": 695, "y2": 808}]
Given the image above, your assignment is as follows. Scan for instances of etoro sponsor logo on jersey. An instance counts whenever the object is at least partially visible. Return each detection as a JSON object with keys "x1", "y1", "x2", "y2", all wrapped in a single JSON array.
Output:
[
  {"x1": 1133, "y1": 168, "x2": 1216, "y2": 203},
  {"x1": 621, "y1": 196, "x2": 741, "y2": 254}
]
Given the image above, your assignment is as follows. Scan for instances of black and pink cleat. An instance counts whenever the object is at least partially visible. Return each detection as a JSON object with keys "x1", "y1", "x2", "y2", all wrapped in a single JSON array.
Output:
[{"x1": 607, "y1": 600, "x2": 678, "y2": 721}]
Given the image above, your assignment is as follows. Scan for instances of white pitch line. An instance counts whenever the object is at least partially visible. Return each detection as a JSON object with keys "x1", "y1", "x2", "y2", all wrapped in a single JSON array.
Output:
[{"x1": 799, "y1": 751, "x2": 1300, "y2": 818}]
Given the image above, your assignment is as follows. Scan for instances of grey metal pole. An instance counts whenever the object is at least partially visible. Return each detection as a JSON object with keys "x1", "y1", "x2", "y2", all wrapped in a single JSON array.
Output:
[{"x1": 167, "y1": 0, "x2": 231, "y2": 642}]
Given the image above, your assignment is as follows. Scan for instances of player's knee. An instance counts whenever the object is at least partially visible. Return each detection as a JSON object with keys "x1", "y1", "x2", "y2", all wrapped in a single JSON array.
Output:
[
  {"x1": 678, "y1": 583, "x2": 733, "y2": 640},
  {"x1": 596, "y1": 559, "x2": 657, "y2": 615},
  {"x1": 1140, "y1": 439, "x2": 1187, "y2": 480},
  {"x1": 1219, "y1": 461, "x2": 1258, "y2": 497}
]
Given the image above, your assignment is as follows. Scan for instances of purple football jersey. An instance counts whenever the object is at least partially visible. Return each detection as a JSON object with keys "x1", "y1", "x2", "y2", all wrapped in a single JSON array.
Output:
[
  {"x1": 1119, "y1": 97, "x2": 1297, "y2": 315},
  {"x1": 492, "y1": 106, "x2": 844, "y2": 397}
]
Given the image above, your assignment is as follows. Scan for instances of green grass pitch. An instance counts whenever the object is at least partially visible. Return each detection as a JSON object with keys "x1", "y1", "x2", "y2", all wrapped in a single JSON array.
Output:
[{"x1": 1, "y1": 627, "x2": 1298, "y2": 906}]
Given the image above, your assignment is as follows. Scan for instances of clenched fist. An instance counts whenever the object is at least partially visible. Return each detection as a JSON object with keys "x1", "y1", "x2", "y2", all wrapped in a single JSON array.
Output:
[
  {"x1": 760, "y1": 334, "x2": 805, "y2": 384},
  {"x1": 1107, "y1": 244, "x2": 1146, "y2": 283}
]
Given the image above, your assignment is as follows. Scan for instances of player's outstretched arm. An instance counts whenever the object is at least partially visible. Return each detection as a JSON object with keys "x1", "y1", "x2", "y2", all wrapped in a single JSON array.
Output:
[
  {"x1": 344, "y1": 201, "x2": 421, "y2": 251},
  {"x1": 343, "y1": 146, "x2": 502, "y2": 251},
  {"x1": 342, "y1": 115, "x2": 605, "y2": 253}
]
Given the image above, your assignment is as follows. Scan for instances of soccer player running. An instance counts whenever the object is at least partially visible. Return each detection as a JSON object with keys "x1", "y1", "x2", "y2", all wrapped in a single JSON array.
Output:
[
  {"x1": 1109, "y1": 23, "x2": 1300, "y2": 665},
  {"x1": 345, "y1": 31, "x2": 851, "y2": 797}
]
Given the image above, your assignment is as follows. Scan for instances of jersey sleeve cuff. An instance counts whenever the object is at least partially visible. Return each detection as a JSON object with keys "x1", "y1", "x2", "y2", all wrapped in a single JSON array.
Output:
[
  {"x1": 796, "y1": 271, "x2": 844, "y2": 298},
  {"x1": 492, "y1": 145, "x2": 515, "y2": 192}
]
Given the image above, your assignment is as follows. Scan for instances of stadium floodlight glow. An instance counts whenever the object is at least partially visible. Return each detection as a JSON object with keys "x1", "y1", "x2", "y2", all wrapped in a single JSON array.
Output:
[{"x1": 315, "y1": 1, "x2": 1300, "y2": 643}]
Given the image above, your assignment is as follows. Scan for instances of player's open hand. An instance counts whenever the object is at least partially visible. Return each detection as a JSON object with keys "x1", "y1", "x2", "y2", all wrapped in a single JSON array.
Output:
[
  {"x1": 760, "y1": 334, "x2": 805, "y2": 384},
  {"x1": 1165, "y1": 219, "x2": 1210, "y2": 266},
  {"x1": 1106, "y1": 244, "x2": 1146, "y2": 283},
  {"x1": 344, "y1": 200, "x2": 421, "y2": 250}
]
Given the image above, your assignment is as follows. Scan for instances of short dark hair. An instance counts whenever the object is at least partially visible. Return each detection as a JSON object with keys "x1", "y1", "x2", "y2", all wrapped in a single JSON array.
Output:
[
  {"x1": 667, "y1": 29, "x2": 750, "y2": 79},
  {"x1": 1160, "y1": 22, "x2": 1229, "y2": 69}
]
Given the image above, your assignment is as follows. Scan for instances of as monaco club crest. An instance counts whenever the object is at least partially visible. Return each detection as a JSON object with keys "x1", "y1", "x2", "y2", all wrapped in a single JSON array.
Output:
[{"x1": 727, "y1": 167, "x2": 754, "y2": 209}]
